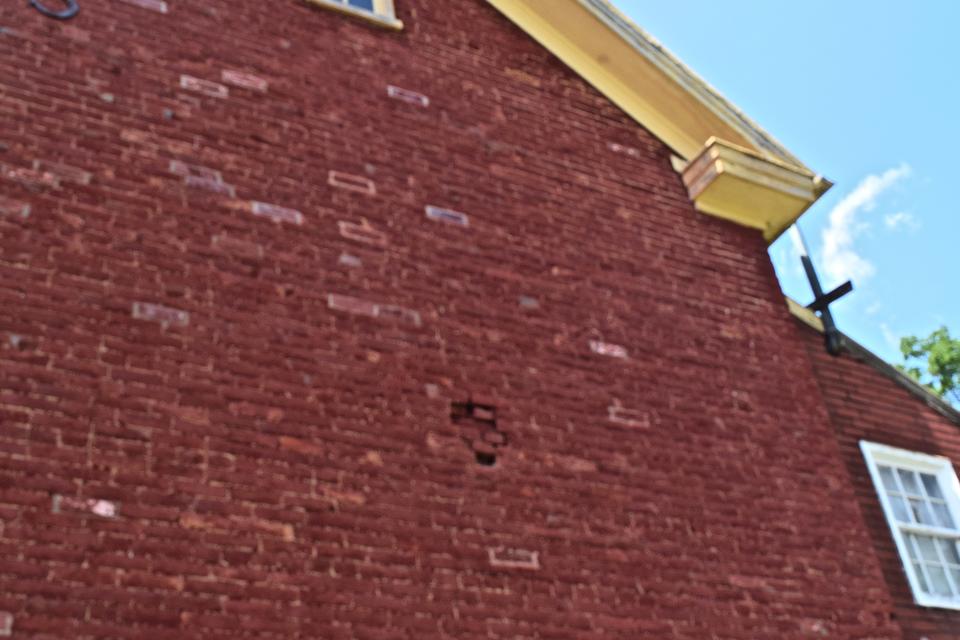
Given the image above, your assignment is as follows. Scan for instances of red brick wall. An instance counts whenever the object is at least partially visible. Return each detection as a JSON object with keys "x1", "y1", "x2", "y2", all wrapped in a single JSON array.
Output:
[
  {"x1": 0, "y1": 0, "x2": 903, "y2": 637},
  {"x1": 801, "y1": 324, "x2": 960, "y2": 640}
]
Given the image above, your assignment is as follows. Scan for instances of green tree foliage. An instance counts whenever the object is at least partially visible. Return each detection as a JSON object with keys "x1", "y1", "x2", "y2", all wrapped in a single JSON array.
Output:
[{"x1": 899, "y1": 326, "x2": 960, "y2": 406}]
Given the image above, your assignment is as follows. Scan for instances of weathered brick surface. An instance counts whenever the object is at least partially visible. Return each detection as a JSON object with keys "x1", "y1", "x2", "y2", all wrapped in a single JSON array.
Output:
[
  {"x1": 801, "y1": 325, "x2": 960, "y2": 640},
  {"x1": 0, "y1": 0, "x2": 925, "y2": 637}
]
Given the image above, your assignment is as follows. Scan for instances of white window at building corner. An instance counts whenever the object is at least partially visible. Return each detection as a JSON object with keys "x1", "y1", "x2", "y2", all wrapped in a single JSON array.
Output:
[
  {"x1": 325, "y1": 0, "x2": 397, "y2": 20},
  {"x1": 861, "y1": 441, "x2": 960, "y2": 610}
]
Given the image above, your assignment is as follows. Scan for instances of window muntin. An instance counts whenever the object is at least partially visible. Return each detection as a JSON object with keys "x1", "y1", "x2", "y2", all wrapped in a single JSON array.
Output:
[{"x1": 862, "y1": 441, "x2": 960, "y2": 609}]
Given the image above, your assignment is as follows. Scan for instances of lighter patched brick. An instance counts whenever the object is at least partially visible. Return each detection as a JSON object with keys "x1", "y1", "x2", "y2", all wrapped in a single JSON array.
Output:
[
  {"x1": 251, "y1": 201, "x2": 304, "y2": 225},
  {"x1": 0, "y1": 197, "x2": 30, "y2": 219},
  {"x1": 608, "y1": 142, "x2": 641, "y2": 158},
  {"x1": 1, "y1": 164, "x2": 59, "y2": 190},
  {"x1": 327, "y1": 294, "x2": 378, "y2": 318},
  {"x1": 169, "y1": 160, "x2": 222, "y2": 183},
  {"x1": 33, "y1": 159, "x2": 92, "y2": 185},
  {"x1": 425, "y1": 205, "x2": 469, "y2": 227},
  {"x1": 338, "y1": 253, "x2": 362, "y2": 268},
  {"x1": 387, "y1": 84, "x2": 430, "y2": 107},
  {"x1": 185, "y1": 175, "x2": 236, "y2": 196},
  {"x1": 376, "y1": 304, "x2": 422, "y2": 327},
  {"x1": 608, "y1": 403, "x2": 649, "y2": 428},
  {"x1": 222, "y1": 70, "x2": 269, "y2": 92},
  {"x1": 339, "y1": 220, "x2": 387, "y2": 246},
  {"x1": 327, "y1": 294, "x2": 421, "y2": 327},
  {"x1": 488, "y1": 547, "x2": 540, "y2": 570},
  {"x1": 132, "y1": 302, "x2": 190, "y2": 327},
  {"x1": 0, "y1": 611, "x2": 11, "y2": 637},
  {"x1": 180, "y1": 75, "x2": 229, "y2": 99},
  {"x1": 119, "y1": 0, "x2": 168, "y2": 12},
  {"x1": 52, "y1": 495, "x2": 119, "y2": 518},
  {"x1": 328, "y1": 171, "x2": 376, "y2": 196},
  {"x1": 590, "y1": 340, "x2": 628, "y2": 359}
]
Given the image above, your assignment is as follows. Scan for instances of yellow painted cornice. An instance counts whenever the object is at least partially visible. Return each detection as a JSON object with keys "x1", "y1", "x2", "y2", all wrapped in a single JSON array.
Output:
[
  {"x1": 486, "y1": 0, "x2": 831, "y2": 242},
  {"x1": 682, "y1": 138, "x2": 833, "y2": 242}
]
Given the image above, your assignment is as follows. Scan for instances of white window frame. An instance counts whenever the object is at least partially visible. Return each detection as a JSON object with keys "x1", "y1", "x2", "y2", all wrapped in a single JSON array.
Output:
[
  {"x1": 306, "y1": 0, "x2": 403, "y2": 30},
  {"x1": 861, "y1": 440, "x2": 960, "y2": 610}
]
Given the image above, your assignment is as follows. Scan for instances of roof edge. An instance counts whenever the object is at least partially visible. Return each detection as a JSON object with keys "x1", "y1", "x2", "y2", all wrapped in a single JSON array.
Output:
[
  {"x1": 786, "y1": 298, "x2": 960, "y2": 426},
  {"x1": 578, "y1": 0, "x2": 807, "y2": 169}
]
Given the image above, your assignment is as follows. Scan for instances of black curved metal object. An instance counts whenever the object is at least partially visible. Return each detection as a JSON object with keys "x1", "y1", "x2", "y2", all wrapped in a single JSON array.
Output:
[{"x1": 29, "y1": 0, "x2": 79, "y2": 20}]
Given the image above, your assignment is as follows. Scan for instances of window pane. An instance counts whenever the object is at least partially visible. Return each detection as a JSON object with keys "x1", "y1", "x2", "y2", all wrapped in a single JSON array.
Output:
[
  {"x1": 879, "y1": 466, "x2": 899, "y2": 493},
  {"x1": 889, "y1": 495, "x2": 912, "y2": 523},
  {"x1": 899, "y1": 469, "x2": 922, "y2": 495},
  {"x1": 913, "y1": 563, "x2": 930, "y2": 593},
  {"x1": 347, "y1": 0, "x2": 375, "y2": 10},
  {"x1": 910, "y1": 498, "x2": 936, "y2": 526},
  {"x1": 926, "y1": 564, "x2": 955, "y2": 597},
  {"x1": 932, "y1": 502, "x2": 957, "y2": 530},
  {"x1": 916, "y1": 535, "x2": 941, "y2": 563},
  {"x1": 937, "y1": 538, "x2": 960, "y2": 565},
  {"x1": 922, "y1": 473, "x2": 945, "y2": 499}
]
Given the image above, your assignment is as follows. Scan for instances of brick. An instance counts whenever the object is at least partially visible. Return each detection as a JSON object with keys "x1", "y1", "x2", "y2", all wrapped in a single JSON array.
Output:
[
  {"x1": 52, "y1": 495, "x2": 119, "y2": 518},
  {"x1": 118, "y1": 0, "x2": 168, "y2": 12},
  {"x1": 338, "y1": 252, "x2": 363, "y2": 268},
  {"x1": 608, "y1": 142, "x2": 641, "y2": 158},
  {"x1": 386, "y1": 84, "x2": 430, "y2": 107},
  {"x1": 222, "y1": 70, "x2": 269, "y2": 92},
  {"x1": 327, "y1": 293, "x2": 377, "y2": 318},
  {"x1": 211, "y1": 234, "x2": 263, "y2": 260},
  {"x1": 131, "y1": 302, "x2": 190, "y2": 327},
  {"x1": 328, "y1": 171, "x2": 376, "y2": 196},
  {"x1": 249, "y1": 200, "x2": 304, "y2": 225},
  {"x1": 0, "y1": 197, "x2": 30, "y2": 219},
  {"x1": 425, "y1": 205, "x2": 469, "y2": 227},
  {"x1": 488, "y1": 547, "x2": 540, "y2": 570},
  {"x1": 0, "y1": 611, "x2": 10, "y2": 638},
  {"x1": 32, "y1": 159, "x2": 92, "y2": 185},
  {"x1": 518, "y1": 295, "x2": 539, "y2": 309},
  {"x1": 169, "y1": 160, "x2": 223, "y2": 182},
  {"x1": 589, "y1": 340, "x2": 628, "y2": 359},
  {"x1": 278, "y1": 436, "x2": 324, "y2": 456},
  {"x1": 376, "y1": 304, "x2": 422, "y2": 327},
  {"x1": 179, "y1": 75, "x2": 229, "y2": 98},
  {"x1": 327, "y1": 294, "x2": 421, "y2": 327},
  {"x1": 338, "y1": 220, "x2": 387, "y2": 246},
  {"x1": 1, "y1": 164, "x2": 59, "y2": 189},
  {"x1": 185, "y1": 174, "x2": 236, "y2": 196},
  {"x1": 607, "y1": 403, "x2": 649, "y2": 428}
]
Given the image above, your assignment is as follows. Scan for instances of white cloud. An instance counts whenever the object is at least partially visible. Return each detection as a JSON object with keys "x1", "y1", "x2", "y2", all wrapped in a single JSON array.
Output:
[
  {"x1": 821, "y1": 164, "x2": 911, "y2": 284},
  {"x1": 865, "y1": 302, "x2": 882, "y2": 316},
  {"x1": 880, "y1": 322, "x2": 900, "y2": 351},
  {"x1": 883, "y1": 211, "x2": 919, "y2": 231}
]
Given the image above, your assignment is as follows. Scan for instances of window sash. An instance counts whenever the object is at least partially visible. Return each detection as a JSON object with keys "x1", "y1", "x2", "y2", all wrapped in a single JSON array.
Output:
[{"x1": 862, "y1": 441, "x2": 960, "y2": 610}]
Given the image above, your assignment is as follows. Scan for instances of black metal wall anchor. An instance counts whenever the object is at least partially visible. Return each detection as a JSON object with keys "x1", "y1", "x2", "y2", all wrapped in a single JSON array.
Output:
[{"x1": 29, "y1": 0, "x2": 79, "y2": 20}]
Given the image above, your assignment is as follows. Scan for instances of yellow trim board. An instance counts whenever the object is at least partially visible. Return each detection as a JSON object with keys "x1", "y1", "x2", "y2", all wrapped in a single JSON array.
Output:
[
  {"x1": 786, "y1": 298, "x2": 824, "y2": 333},
  {"x1": 682, "y1": 138, "x2": 832, "y2": 242}
]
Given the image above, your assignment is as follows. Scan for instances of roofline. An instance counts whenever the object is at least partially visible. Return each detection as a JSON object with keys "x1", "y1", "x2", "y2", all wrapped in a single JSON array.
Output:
[
  {"x1": 786, "y1": 298, "x2": 960, "y2": 426},
  {"x1": 486, "y1": 0, "x2": 831, "y2": 243},
  {"x1": 580, "y1": 0, "x2": 807, "y2": 169}
]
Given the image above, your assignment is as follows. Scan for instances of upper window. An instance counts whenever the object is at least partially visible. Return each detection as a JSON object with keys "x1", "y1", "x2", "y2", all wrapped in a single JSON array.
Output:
[
  {"x1": 861, "y1": 441, "x2": 960, "y2": 610},
  {"x1": 308, "y1": 0, "x2": 402, "y2": 29}
]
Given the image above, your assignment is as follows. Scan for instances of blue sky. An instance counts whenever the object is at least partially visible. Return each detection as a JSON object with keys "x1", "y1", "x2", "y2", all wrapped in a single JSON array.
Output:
[{"x1": 615, "y1": 0, "x2": 959, "y2": 364}]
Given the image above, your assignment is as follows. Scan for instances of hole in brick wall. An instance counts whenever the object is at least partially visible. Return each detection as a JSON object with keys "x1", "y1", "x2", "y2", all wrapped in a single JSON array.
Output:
[
  {"x1": 475, "y1": 451, "x2": 497, "y2": 466},
  {"x1": 451, "y1": 399, "x2": 507, "y2": 467}
]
